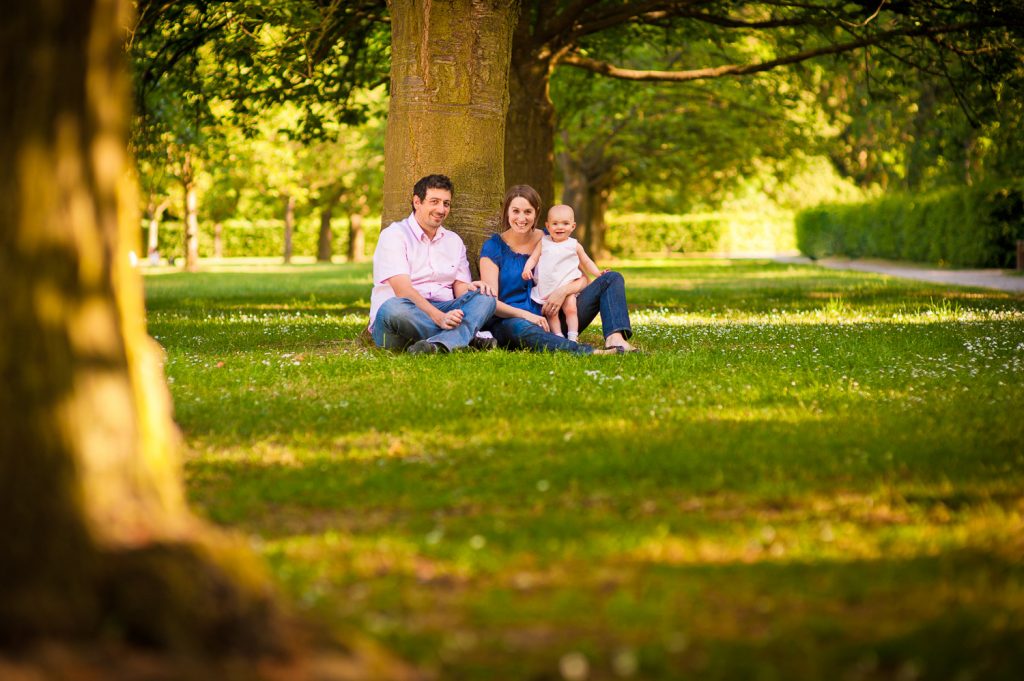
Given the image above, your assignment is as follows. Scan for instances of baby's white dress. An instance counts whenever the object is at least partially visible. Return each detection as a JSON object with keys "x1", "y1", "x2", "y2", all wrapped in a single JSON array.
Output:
[{"x1": 531, "y1": 236, "x2": 582, "y2": 304}]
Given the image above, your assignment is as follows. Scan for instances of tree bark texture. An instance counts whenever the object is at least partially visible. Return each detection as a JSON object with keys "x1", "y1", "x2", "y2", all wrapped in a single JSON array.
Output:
[
  {"x1": 0, "y1": 0, "x2": 288, "y2": 655},
  {"x1": 383, "y1": 0, "x2": 519, "y2": 273}
]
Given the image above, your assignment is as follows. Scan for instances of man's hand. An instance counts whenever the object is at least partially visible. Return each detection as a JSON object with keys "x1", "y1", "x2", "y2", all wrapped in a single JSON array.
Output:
[
  {"x1": 432, "y1": 308, "x2": 465, "y2": 330},
  {"x1": 466, "y1": 280, "x2": 496, "y2": 296}
]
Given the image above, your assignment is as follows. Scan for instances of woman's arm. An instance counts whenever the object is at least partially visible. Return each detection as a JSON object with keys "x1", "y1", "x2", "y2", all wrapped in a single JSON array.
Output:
[{"x1": 480, "y1": 256, "x2": 550, "y2": 330}]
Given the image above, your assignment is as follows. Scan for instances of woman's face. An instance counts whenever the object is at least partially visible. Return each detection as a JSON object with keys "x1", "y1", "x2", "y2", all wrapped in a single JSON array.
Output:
[{"x1": 506, "y1": 196, "x2": 537, "y2": 234}]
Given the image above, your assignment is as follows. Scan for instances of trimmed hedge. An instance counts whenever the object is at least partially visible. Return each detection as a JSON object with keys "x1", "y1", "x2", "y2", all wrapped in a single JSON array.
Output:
[
  {"x1": 139, "y1": 217, "x2": 381, "y2": 260},
  {"x1": 605, "y1": 211, "x2": 796, "y2": 256},
  {"x1": 795, "y1": 183, "x2": 1024, "y2": 267}
]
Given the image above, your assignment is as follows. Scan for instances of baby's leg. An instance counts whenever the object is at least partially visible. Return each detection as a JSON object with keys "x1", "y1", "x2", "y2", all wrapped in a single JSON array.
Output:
[
  {"x1": 546, "y1": 310, "x2": 563, "y2": 336},
  {"x1": 563, "y1": 294, "x2": 579, "y2": 341}
]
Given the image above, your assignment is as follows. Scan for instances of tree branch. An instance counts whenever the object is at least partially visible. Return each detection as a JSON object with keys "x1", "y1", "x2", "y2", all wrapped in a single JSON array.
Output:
[
  {"x1": 542, "y1": 0, "x2": 702, "y2": 44},
  {"x1": 558, "y1": 21, "x2": 995, "y2": 83}
]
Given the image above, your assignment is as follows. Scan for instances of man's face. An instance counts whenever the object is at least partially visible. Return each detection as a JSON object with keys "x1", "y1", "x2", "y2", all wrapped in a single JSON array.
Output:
[{"x1": 412, "y1": 188, "x2": 451, "y2": 231}]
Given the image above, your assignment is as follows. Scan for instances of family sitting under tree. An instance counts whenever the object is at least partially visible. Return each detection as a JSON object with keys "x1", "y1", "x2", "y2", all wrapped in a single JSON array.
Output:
[{"x1": 369, "y1": 176, "x2": 640, "y2": 355}]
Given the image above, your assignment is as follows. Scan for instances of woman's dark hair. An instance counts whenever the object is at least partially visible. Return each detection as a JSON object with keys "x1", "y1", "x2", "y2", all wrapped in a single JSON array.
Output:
[
  {"x1": 411, "y1": 174, "x2": 455, "y2": 209},
  {"x1": 500, "y1": 184, "x2": 542, "y2": 231}
]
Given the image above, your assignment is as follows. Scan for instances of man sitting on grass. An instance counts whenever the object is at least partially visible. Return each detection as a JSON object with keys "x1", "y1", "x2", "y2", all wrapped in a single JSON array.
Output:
[{"x1": 368, "y1": 174, "x2": 497, "y2": 354}]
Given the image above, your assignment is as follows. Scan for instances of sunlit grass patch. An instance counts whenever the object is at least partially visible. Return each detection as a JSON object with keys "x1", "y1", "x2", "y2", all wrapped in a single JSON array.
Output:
[{"x1": 146, "y1": 258, "x2": 1024, "y2": 680}]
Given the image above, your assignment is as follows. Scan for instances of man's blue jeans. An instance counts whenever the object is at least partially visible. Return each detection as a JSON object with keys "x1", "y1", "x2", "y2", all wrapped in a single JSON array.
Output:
[{"x1": 371, "y1": 290, "x2": 496, "y2": 351}]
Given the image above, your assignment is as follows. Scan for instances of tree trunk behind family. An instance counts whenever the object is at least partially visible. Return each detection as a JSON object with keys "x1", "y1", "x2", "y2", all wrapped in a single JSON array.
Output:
[
  {"x1": 504, "y1": 25, "x2": 557, "y2": 212},
  {"x1": 383, "y1": 0, "x2": 519, "y2": 274},
  {"x1": 182, "y1": 153, "x2": 200, "y2": 271},
  {"x1": 0, "y1": 0, "x2": 291, "y2": 658}
]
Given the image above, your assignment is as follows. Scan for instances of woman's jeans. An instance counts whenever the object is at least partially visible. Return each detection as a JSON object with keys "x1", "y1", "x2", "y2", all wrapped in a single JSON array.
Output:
[
  {"x1": 576, "y1": 271, "x2": 633, "y2": 341},
  {"x1": 371, "y1": 290, "x2": 496, "y2": 351},
  {"x1": 487, "y1": 271, "x2": 632, "y2": 353}
]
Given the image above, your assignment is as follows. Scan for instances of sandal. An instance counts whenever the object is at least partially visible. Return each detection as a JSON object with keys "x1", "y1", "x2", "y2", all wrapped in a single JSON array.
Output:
[{"x1": 604, "y1": 345, "x2": 643, "y2": 354}]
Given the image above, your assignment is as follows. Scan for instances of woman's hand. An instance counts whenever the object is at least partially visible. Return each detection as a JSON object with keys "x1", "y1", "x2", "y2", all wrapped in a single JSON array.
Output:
[
  {"x1": 526, "y1": 312, "x2": 549, "y2": 332},
  {"x1": 543, "y1": 277, "x2": 588, "y2": 317},
  {"x1": 542, "y1": 284, "x2": 572, "y2": 317}
]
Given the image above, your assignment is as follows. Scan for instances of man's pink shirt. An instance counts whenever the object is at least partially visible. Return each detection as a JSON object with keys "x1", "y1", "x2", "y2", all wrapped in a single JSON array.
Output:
[{"x1": 368, "y1": 213, "x2": 472, "y2": 329}]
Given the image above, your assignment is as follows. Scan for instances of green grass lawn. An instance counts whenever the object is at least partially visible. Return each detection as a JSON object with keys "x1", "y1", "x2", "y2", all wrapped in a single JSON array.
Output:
[{"x1": 144, "y1": 258, "x2": 1024, "y2": 681}]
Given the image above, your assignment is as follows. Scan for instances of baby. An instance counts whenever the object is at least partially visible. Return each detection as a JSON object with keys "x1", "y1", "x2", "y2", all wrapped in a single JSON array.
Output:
[{"x1": 521, "y1": 204, "x2": 602, "y2": 341}]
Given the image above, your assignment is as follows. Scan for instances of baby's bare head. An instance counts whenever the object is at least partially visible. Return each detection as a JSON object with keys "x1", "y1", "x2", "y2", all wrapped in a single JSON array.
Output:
[{"x1": 547, "y1": 204, "x2": 575, "y2": 223}]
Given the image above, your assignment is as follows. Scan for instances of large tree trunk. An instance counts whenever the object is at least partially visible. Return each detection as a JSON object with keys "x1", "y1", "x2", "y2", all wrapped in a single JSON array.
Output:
[
  {"x1": 0, "y1": 0, "x2": 290, "y2": 660},
  {"x1": 383, "y1": 0, "x2": 519, "y2": 274},
  {"x1": 504, "y1": 52, "x2": 557, "y2": 211},
  {"x1": 182, "y1": 153, "x2": 200, "y2": 272},
  {"x1": 283, "y1": 194, "x2": 296, "y2": 264}
]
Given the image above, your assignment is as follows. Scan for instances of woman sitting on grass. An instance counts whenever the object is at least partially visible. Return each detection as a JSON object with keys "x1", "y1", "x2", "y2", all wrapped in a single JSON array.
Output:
[{"x1": 479, "y1": 184, "x2": 639, "y2": 354}]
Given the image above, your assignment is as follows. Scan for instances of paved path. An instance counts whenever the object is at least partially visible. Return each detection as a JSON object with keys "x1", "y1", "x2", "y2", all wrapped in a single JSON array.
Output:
[{"x1": 774, "y1": 256, "x2": 1024, "y2": 293}]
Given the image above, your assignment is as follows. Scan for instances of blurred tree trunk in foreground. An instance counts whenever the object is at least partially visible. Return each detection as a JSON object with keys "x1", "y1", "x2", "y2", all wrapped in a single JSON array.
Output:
[
  {"x1": 0, "y1": 0, "x2": 296, "y2": 668},
  {"x1": 382, "y1": 0, "x2": 519, "y2": 273}
]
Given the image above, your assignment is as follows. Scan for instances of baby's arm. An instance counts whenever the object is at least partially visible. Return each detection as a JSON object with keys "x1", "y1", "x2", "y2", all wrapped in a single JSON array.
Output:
[
  {"x1": 522, "y1": 240, "x2": 543, "y2": 280},
  {"x1": 576, "y1": 243, "x2": 603, "y2": 277}
]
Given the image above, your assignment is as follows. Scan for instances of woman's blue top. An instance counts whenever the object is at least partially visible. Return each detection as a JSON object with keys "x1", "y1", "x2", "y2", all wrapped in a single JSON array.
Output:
[{"x1": 480, "y1": 233, "x2": 542, "y2": 315}]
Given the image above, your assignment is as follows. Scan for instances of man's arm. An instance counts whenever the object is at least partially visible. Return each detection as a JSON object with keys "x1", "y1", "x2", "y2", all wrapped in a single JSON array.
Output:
[
  {"x1": 387, "y1": 274, "x2": 463, "y2": 330},
  {"x1": 521, "y1": 241, "x2": 543, "y2": 280},
  {"x1": 576, "y1": 243, "x2": 602, "y2": 277}
]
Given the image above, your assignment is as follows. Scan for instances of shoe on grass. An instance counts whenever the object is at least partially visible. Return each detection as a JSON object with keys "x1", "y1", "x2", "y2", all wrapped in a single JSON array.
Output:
[
  {"x1": 468, "y1": 335, "x2": 498, "y2": 351},
  {"x1": 407, "y1": 340, "x2": 443, "y2": 355}
]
